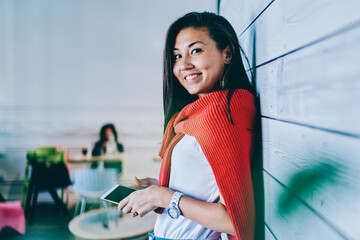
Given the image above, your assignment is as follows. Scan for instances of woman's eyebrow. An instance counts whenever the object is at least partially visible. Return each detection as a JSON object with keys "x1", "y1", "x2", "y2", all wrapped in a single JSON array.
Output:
[{"x1": 173, "y1": 41, "x2": 206, "y2": 51}]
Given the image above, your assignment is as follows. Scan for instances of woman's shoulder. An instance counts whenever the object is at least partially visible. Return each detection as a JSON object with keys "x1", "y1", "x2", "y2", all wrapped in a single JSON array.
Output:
[
  {"x1": 227, "y1": 89, "x2": 254, "y2": 102},
  {"x1": 117, "y1": 142, "x2": 124, "y2": 152},
  {"x1": 205, "y1": 89, "x2": 254, "y2": 103},
  {"x1": 230, "y1": 89, "x2": 256, "y2": 125},
  {"x1": 231, "y1": 89, "x2": 256, "y2": 108},
  {"x1": 206, "y1": 89, "x2": 255, "y2": 111},
  {"x1": 176, "y1": 89, "x2": 255, "y2": 127},
  {"x1": 206, "y1": 89, "x2": 256, "y2": 126}
]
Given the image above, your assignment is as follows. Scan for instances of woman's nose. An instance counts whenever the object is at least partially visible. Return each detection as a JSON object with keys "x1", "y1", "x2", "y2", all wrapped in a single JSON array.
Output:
[{"x1": 179, "y1": 56, "x2": 194, "y2": 71}]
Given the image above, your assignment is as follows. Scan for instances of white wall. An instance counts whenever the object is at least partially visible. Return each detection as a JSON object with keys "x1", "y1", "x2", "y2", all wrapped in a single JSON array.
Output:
[
  {"x1": 0, "y1": 0, "x2": 217, "y2": 200},
  {"x1": 220, "y1": 0, "x2": 360, "y2": 239}
]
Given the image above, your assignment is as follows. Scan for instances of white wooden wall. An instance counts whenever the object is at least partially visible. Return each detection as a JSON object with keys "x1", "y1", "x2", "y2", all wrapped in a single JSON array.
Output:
[
  {"x1": 220, "y1": 0, "x2": 360, "y2": 239},
  {"x1": 0, "y1": 0, "x2": 217, "y2": 200}
]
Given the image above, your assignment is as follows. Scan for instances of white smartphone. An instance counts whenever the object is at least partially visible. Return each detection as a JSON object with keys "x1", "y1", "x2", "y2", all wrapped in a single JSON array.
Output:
[{"x1": 100, "y1": 184, "x2": 137, "y2": 204}]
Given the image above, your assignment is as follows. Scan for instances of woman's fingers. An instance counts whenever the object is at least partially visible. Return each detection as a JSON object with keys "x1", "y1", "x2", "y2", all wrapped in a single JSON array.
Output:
[
  {"x1": 132, "y1": 212, "x2": 138, "y2": 217},
  {"x1": 132, "y1": 176, "x2": 159, "y2": 189},
  {"x1": 147, "y1": 178, "x2": 159, "y2": 186},
  {"x1": 133, "y1": 176, "x2": 143, "y2": 187},
  {"x1": 136, "y1": 205, "x2": 156, "y2": 217},
  {"x1": 121, "y1": 203, "x2": 133, "y2": 214},
  {"x1": 117, "y1": 189, "x2": 151, "y2": 216},
  {"x1": 118, "y1": 196, "x2": 130, "y2": 212},
  {"x1": 118, "y1": 185, "x2": 169, "y2": 218},
  {"x1": 131, "y1": 176, "x2": 146, "y2": 189},
  {"x1": 118, "y1": 199, "x2": 137, "y2": 216}
]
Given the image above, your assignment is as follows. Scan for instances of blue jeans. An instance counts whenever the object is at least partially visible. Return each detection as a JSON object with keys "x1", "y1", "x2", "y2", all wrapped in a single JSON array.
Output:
[
  {"x1": 148, "y1": 232, "x2": 220, "y2": 240},
  {"x1": 148, "y1": 232, "x2": 193, "y2": 240},
  {"x1": 148, "y1": 232, "x2": 172, "y2": 240}
]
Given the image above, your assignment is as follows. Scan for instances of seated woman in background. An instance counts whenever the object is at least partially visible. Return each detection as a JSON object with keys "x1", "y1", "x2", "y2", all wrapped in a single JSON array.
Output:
[
  {"x1": 91, "y1": 123, "x2": 124, "y2": 170},
  {"x1": 92, "y1": 123, "x2": 124, "y2": 156}
]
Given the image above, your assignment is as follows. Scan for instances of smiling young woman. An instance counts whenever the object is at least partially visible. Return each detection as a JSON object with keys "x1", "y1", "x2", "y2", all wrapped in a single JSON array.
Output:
[
  {"x1": 118, "y1": 12, "x2": 257, "y2": 240},
  {"x1": 172, "y1": 27, "x2": 230, "y2": 98}
]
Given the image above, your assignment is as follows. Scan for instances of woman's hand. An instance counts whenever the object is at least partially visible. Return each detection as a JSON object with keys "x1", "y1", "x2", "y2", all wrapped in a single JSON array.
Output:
[
  {"x1": 118, "y1": 184, "x2": 235, "y2": 235},
  {"x1": 117, "y1": 185, "x2": 173, "y2": 217},
  {"x1": 131, "y1": 176, "x2": 158, "y2": 189}
]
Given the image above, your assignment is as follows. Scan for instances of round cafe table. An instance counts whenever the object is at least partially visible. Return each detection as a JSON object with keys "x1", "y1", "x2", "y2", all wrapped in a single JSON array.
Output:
[{"x1": 68, "y1": 207, "x2": 156, "y2": 240}]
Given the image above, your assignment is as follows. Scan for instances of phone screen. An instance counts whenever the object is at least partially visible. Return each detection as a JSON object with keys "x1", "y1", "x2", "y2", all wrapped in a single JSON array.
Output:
[{"x1": 100, "y1": 184, "x2": 136, "y2": 204}]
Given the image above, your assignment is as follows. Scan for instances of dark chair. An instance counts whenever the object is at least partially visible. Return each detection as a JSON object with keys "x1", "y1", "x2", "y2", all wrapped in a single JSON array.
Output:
[{"x1": 24, "y1": 147, "x2": 71, "y2": 225}]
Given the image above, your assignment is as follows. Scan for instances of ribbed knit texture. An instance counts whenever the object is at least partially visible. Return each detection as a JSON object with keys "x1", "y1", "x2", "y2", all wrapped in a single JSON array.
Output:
[{"x1": 158, "y1": 89, "x2": 256, "y2": 240}]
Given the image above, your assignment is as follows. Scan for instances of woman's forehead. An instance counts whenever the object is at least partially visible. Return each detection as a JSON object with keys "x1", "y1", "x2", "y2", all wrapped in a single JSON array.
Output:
[{"x1": 174, "y1": 27, "x2": 210, "y2": 49}]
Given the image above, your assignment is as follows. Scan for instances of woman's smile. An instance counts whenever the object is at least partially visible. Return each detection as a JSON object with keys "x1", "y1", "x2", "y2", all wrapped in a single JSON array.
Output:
[{"x1": 184, "y1": 72, "x2": 202, "y2": 83}]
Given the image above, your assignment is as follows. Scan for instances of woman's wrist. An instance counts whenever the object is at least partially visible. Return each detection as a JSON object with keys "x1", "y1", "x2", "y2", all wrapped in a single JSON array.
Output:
[
  {"x1": 163, "y1": 188, "x2": 174, "y2": 208},
  {"x1": 151, "y1": 185, "x2": 174, "y2": 208}
]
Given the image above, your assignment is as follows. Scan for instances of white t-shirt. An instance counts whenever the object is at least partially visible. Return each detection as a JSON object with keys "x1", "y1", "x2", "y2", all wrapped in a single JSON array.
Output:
[{"x1": 154, "y1": 135, "x2": 221, "y2": 239}]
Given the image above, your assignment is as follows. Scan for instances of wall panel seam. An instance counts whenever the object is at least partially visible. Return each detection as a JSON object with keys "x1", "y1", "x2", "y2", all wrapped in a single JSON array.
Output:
[
  {"x1": 239, "y1": 0, "x2": 275, "y2": 37},
  {"x1": 247, "y1": 18, "x2": 360, "y2": 71},
  {"x1": 261, "y1": 116, "x2": 360, "y2": 139},
  {"x1": 264, "y1": 222, "x2": 278, "y2": 240},
  {"x1": 263, "y1": 169, "x2": 349, "y2": 239}
]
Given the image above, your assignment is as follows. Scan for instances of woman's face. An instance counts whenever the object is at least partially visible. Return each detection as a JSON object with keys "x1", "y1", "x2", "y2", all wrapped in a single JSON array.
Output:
[
  {"x1": 173, "y1": 27, "x2": 230, "y2": 98},
  {"x1": 104, "y1": 128, "x2": 114, "y2": 140}
]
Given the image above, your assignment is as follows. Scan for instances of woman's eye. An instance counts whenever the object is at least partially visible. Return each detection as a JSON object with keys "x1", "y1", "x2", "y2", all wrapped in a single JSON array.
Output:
[
  {"x1": 191, "y1": 48, "x2": 202, "y2": 54},
  {"x1": 174, "y1": 54, "x2": 181, "y2": 60}
]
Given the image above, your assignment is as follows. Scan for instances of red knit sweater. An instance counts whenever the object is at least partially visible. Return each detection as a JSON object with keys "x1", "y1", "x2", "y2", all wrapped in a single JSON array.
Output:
[{"x1": 158, "y1": 89, "x2": 256, "y2": 240}]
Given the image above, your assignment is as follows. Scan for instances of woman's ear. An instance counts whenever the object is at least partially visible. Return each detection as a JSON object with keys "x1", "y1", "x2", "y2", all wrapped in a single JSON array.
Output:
[{"x1": 223, "y1": 46, "x2": 232, "y2": 64}]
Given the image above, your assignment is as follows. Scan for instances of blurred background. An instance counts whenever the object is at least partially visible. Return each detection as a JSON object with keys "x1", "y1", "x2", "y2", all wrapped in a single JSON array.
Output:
[
  {"x1": 0, "y1": 0, "x2": 218, "y2": 201},
  {"x1": 1, "y1": 0, "x2": 360, "y2": 239}
]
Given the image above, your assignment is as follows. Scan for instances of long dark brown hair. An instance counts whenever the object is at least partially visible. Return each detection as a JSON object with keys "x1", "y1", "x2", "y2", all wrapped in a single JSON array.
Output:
[{"x1": 163, "y1": 11, "x2": 254, "y2": 129}]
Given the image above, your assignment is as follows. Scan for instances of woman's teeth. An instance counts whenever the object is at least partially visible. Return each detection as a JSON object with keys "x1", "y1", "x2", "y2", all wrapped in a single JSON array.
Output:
[{"x1": 185, "y1": 74, "x2": 201, "y2": 80}]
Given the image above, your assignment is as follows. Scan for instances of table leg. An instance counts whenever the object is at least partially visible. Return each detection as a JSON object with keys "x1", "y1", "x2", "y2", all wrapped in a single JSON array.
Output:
[{"x1": 98, "y1": 161, "x2": 104, "y2": 170}]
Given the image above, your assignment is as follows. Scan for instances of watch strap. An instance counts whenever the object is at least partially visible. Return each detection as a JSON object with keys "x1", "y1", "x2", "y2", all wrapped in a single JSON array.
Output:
[
  {"x1": 168, "y1": 191, "x2": 183, "y2": 219},
  {"x1": 170, "y1": 191, "x2": 183, "y2": 207}
]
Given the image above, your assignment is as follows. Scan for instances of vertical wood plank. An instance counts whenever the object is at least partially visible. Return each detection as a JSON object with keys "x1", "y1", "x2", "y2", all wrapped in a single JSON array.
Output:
[
  {"x1": 239, "y1": 0, "x2": 360, "y2": 66},
  {"x1": 264, "y1": 173, "x2": 344, "y2": 240},
  {"x1": 262, "y1": 118, "x2": 360, "y2": 239},
  {"x1": 256, "y1": 26, "x2": 360, "y2": 134}
]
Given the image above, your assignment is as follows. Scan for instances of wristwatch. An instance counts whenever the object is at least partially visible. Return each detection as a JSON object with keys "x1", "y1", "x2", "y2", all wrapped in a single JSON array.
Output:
[{"x1": 167, "y1": 191, "x2": 183, "y2": 219}]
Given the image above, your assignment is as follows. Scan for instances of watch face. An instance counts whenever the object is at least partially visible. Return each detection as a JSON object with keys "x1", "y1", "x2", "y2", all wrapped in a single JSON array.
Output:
[{"x1": 168, "y1": 207, "x2": 180, "y2": 219}]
